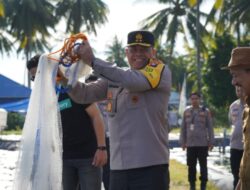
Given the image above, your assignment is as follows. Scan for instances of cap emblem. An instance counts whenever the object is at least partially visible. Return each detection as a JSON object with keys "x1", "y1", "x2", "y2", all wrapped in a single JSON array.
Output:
[{"x1": 135, "y1": 33, "x2": 143, "y2": 43}]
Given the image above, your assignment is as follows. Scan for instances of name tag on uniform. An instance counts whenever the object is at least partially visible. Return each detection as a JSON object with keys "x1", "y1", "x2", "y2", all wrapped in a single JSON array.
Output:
[
  {"x1": 190, "y1": 124, "x2": 194, "y2": 131},
  {"x1": 59, "y1": 98, "x2": 72, "y2": 111}
]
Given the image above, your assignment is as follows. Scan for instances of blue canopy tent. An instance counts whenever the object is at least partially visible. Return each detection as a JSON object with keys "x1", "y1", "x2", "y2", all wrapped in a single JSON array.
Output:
[
  {"x1": 0, "y1": 74, "x2": 31, "y2": 112},
  {"x1": 0, "y1": 98, "x2": 29, "y2": 112}
]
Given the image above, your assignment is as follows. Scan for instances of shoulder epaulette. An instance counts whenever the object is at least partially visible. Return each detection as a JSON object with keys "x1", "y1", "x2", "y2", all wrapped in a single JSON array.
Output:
[{"x1": 139, "y1": 58, "x2": 165, "y2": 88}]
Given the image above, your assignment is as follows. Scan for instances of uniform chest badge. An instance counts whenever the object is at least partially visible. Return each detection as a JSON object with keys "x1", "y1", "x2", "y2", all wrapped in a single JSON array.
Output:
[
  {"x1": 131, "y1": 95, "x2": 139, "y2": 104},
  {"x1": 107, "y1": 102, "x2": 112, "y2": 112}
]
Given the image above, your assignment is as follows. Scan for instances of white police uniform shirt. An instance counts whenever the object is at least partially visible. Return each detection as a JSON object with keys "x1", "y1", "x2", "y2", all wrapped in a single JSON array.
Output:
[
  {"x1": 69, "y1": 58, "x2": 171, "y2": 170},
  {"x1": 179, "y1": 105, "x2": 214, "y2": 147},
  {"x1": 229, "y1": 99, "x2": 244, "y2": 150}
]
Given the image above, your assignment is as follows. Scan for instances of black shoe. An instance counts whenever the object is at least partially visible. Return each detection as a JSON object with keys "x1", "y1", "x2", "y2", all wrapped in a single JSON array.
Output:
[
  {"x1": 200, "y1": 182, "x2": 206, "y2": 190},
  {"x1": 190, "y1": 182, "x2": 196, "y2": 190}
]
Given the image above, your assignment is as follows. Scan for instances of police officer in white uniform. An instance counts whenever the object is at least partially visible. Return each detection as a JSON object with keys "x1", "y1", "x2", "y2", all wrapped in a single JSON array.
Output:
[
  {"x1": 67, "y1": 31, "x2": 172, "y2": 190},
  {"x1": 180, "y1": 92, "x2": 214, "y2": 190},
  {"x1": 229, "y1": 86, "x2": 245, "y2": 189}
]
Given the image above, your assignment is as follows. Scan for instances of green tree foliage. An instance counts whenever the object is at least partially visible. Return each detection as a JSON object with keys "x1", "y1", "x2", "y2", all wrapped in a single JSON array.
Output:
[
  {"x1": 140, "y1": 0, "x2": 210, "y2": 65},
  {"x1": 105, "y1": 36, "x2": 127, "y2": 67},
  {"x1": 229, "y1": 0, "x2": 250, "y2": 45},
  {"x1": 56, "y1": 0, "x2": 109, "y2": 34},
  {"x1": 156, "y1": 43, "x2": 199, "y2": 97},
  {"x1": 4, "y1": 0, "x2": 58, "y2": 87},
  {"x1": 0, "y1": 0, "x2": 12, "y2": 55},
  {"x1": 6, "y1": 112, "x2": 25, "y2": 130},
  {"x1": 156, "y1": 44, "x2": 187, "y2": 91},
  {"x1": 1, "y1": 0, "x2": 109, "y2": 87},
  {"x1": 203, "y1": 33, "x2": 236, "y2": 108},
  {"x1": 6, "y1": 0, "x2": 57, "y2": 55},
  {"x1": 207, "y1": 0, "x2": 250, "y2": 45}
]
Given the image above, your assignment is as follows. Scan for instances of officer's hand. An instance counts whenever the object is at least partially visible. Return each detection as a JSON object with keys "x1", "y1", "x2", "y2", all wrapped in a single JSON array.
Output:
[
  {"x1": 56, "y1": 68, "x2": 68, "y2": 85},
  {"x1": 92, "y1": 149, "x2": 107, "y2": 167},
  {"x1": 77, "y1": 41, "x2": 94, "y2": 67}
]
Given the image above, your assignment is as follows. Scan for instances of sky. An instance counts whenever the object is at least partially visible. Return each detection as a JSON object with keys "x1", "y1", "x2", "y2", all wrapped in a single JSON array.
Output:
[{"x1": 0, "y1": 0, "x2": 167, "y2": 86}]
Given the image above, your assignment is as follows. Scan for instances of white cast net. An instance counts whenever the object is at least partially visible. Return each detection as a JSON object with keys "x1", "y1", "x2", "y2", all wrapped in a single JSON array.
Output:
[{"x1": 13, "y1": 54, "x2": 91, "y2": 190}]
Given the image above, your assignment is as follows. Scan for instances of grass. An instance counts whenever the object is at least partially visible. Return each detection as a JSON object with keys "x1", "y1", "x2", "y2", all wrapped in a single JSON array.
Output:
[
  {"x1": 169, "y1": 159, "x2": 219, "y2": 190},
  {"x1": 0, "y1": 129, "x2": 22, "y2": 135}
]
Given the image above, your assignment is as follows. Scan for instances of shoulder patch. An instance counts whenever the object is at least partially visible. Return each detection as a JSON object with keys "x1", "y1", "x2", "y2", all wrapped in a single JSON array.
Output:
[{"x1": 139, "y1": 58, "x2": 165, "y2": 88}]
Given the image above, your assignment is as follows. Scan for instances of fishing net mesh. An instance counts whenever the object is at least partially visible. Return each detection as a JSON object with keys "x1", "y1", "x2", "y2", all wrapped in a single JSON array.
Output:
[{"x1": 13, "y1": 53, "x2": 91, "y2": 190}]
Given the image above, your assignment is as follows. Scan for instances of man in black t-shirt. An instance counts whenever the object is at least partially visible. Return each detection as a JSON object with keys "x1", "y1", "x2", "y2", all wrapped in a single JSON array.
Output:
[
  {"x1": 85, "y1": 74, "x2": 110, "y2": 190},
  {"x1": 27, "y1": 55, "x2": 107, "y2": 190}
]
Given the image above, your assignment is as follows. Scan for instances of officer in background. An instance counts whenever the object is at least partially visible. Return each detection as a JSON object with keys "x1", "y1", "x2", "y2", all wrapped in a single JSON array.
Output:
[
  {"x1": 66, "y1": 30, "x2": 172, "y2": 190},
  {"x1": 228, "y1": 86, "x2": 245, "y2": 189},
  {"x1": 179, "y1": 92, "x2": 214, "y2": 190},
  {"x1": 224, "y1": 47, "x2": 250, "y2": 190}
]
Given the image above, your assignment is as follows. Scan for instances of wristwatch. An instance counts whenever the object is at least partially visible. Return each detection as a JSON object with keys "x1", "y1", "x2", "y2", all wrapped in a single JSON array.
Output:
[{"x1": 97, "y1": 146, "x2": 107, "y2": 151}]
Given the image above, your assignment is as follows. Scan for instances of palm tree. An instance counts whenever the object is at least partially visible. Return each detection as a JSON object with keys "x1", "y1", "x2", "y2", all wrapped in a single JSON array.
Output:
[
  {"x1": 157, "y1": 43, "x2": 187, "y2": 91},
  {"x1": 140, "y1": 0, "x2": 210, "y2": 94},
  {"x1": 56, "y1": 0, "x2": 109, "y2": 34},
  {"x1": 0, "y1": 0, "x2": 12, "y2": 55},
  {"x1": 228, "y1": 0, "x2": 250, "y2": 45},
  {"x1": 140, "y1": 0, "x2": 209, "y2": 64},
  {"x1": 5, "y1": 0, "x2": 58, "y2": 87},
  {"x1": 206, "y1": 0, "x2": 250, "y2": 45},
  {"x1": 105, "y1": 36, "x2": 127, "y2": 67}
]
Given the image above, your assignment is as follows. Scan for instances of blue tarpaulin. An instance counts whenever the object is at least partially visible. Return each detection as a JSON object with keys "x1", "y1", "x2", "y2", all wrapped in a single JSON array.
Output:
[
  {"x1": 0, "y1": 98, "x2": 29, "y2": 112},
  {"x1": 0, "y1": 74, "x2": 31, "y2": 104},
  {"x1": 0, "y1": 74, "x2": 31, "y2": 112}
]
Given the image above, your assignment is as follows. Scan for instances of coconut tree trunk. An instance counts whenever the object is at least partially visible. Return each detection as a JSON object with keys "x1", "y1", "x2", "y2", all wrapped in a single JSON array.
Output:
[
  {"x1": 236, "y1": 19, "x2": 241, "y2": 46},
  {"x1": 196, "y1": 0, "x2": 201, "y2": 95}
]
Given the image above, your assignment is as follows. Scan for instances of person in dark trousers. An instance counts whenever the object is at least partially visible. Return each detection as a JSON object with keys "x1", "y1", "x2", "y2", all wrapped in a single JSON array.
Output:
[
  {"x1": 66, "y1": 30, "x2": 171, "y2": 190},
  {"x1": 180, "y1": 92, "x2": 214, "y2": 190},
  {"x1": 27, "y1": 55, "x2": 107, "y2": 190},
  {"x1": 228, "y1": 86, "x2": 245, "y2": 189}
]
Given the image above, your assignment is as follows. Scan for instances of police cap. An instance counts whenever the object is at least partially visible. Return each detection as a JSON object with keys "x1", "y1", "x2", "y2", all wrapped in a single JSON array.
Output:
[{"x1": 127, "y1": 30, "x2": 154, "y2": 47}]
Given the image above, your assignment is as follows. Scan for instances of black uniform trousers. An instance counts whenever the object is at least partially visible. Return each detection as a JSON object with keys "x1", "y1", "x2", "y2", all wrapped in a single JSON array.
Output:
[
  {"x1": 109, "y1": 164, "x2": 169, "y2": 190},
  {"x1": 102, "y1": 137, "x2": 110, "y2": 190},
  {"x1": 187, "y1": 146, "x2": 208, "y2": 183},
  {"x1": 230, "y1": 148, "x2": 244, "y2": 189}
]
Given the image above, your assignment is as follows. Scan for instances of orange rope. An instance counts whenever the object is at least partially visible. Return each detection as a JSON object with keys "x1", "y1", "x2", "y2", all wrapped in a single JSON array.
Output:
[{"x1": 48, "y1": 33, "x2": 88, "y2": 64}]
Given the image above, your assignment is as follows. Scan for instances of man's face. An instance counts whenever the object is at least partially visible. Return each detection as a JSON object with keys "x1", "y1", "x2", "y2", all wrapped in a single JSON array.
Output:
[
  {"x1": 190, "y1": 95, "x2": 200, "y2": 108},
  {"x1": 125, "y1": 45, "x2": 155, "y2": 70},
  {"x1": 230, "y1": 68, "x2": 250, "y2": 95}
]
